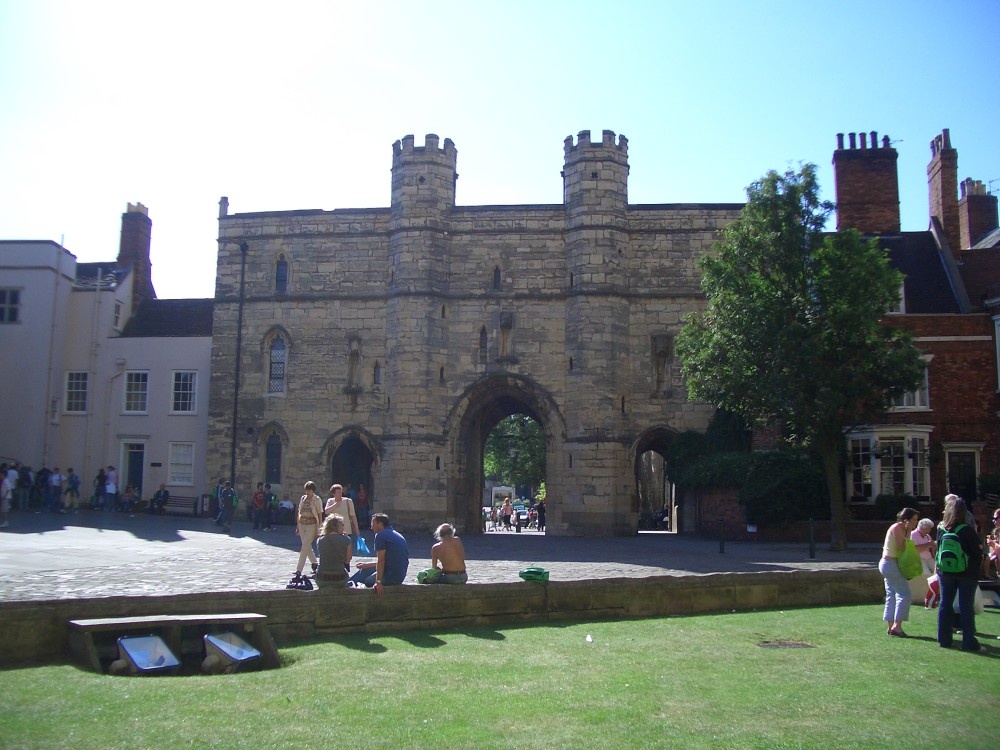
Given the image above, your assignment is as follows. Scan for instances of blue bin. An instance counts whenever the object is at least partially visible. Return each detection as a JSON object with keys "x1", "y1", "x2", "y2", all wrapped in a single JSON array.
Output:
[
  {"x1": 116, "y1": 635, "x2": 180, "y2": 675},
  {"x1": 203, "y1": 632, "x2": 261, "y2": 673}
]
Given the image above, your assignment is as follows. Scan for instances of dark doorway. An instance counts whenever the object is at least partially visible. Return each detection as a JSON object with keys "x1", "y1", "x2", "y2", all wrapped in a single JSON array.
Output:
[
  {"x1": 124, "y1": 442, "x2": 145, "y2": 496},
  {"x1": 331, "y1": 437, "x2": 375, "y2": 508},
  {"x1": 947, "y1": 451, "x2": 977, "y2": 503}
]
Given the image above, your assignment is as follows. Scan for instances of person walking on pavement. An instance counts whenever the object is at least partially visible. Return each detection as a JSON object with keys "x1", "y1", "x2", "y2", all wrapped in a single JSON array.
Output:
[
  {"x1": 219, "y1": 481, "x2": 237, "y2": 534},
  {"x1": 293, "y1": 481, "x2": 323, "y2": 581},
  {"x1": 212, "y1": 478, "x2": 226, "y2": 525},
  {"x1": 324, "y1": 483, "x2": 360, "y2": 539},
  {"x1": 1, "y1": 463, "x2": 14, "y2": 528}
]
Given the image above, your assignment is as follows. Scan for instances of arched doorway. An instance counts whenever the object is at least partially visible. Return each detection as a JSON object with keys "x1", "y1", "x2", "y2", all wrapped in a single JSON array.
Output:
[
  {"x1": 446, "y1": 374, "x2": 566, "y2": 535},
  {"x1": 328, "y1": 432, "x2": 378, "y2": 524},
  {"x1": 634, "y1": 427, "x2": 678, "y2": 533}
]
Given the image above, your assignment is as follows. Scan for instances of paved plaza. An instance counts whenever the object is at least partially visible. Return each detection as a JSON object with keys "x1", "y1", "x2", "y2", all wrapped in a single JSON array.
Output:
[{"x1": 0, "y1": 509, "x2": 880, "y2": 602}]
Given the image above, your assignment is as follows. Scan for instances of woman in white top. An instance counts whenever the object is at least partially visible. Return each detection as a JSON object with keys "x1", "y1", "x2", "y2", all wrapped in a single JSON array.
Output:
[
  {"x1": 295, "y1": 481, "x2": 323, "y2": 578},
  {"x1": 324, "y1": 483, "x2": 361, "y2": 538},
  {"x1": 910, "y1": 518, "x2": 937, "y2": 577}
]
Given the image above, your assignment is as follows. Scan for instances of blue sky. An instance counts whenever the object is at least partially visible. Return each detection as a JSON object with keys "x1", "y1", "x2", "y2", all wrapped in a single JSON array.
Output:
[{"x1": 1, "y1": 0, "x2": 997, "y2": 299}]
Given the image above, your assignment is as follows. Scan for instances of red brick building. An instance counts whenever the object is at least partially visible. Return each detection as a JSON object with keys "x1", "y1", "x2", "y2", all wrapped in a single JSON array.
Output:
[{"x1": 834, "y1": 129, "x2": 1000, "y2": 520}]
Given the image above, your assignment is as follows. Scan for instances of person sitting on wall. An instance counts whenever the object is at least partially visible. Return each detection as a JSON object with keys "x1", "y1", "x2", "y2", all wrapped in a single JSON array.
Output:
[
  {"x1": 349, "y1": 512, "x2": 409, "y2": 595},
  {"x1": 151, "y1": 484, "x2": 170, "y2": 515},
  {"x1": 315, "y1": 513, "x2": 352, "y2": 588},
  {"x1": 428, "y1": 523, "x2": 468, "y2": 584},
  {"x1": 119, "y1": 484, "x2": 137, "y2": 513}
]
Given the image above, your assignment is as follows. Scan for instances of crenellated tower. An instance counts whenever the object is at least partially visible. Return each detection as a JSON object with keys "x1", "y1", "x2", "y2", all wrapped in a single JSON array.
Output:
[
  {"x1": 561, "y1": 130, "x2": 634, "y2": 532},
  {"x1": 384, "y1": 134, "x2": 457, "y2": 503},
  {"x1": 390, "y1": 134, "x2": 457, "y2": 217}
]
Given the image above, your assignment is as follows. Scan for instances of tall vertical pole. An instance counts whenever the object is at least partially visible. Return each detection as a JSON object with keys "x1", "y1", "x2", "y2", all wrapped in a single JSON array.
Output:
[{"x1": 230, "y1": 242, "x2": 248, "y2": 486}]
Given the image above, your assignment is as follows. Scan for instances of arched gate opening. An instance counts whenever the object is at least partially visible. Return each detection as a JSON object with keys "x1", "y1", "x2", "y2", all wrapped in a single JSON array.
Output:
[{"x1": 446, "y1": 374, "x2": 565, "y2": 535}]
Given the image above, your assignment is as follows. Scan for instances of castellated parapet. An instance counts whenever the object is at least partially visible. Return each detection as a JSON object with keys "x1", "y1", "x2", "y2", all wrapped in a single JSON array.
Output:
[
  {"x1": 562, "y1": 129, "x2": 630, "y2": 217},
  {"x1": 210, "y1": 131, "x2": 743, "y2": 538},
  {"x1": 391, "y1": 133, "x2": 458, "y2": 220}
]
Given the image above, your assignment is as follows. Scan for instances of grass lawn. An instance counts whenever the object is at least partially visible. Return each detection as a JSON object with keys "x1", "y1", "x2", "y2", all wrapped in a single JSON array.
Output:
[{"x1": 0, "y1": 604, "x2": 996, "y2": 749}]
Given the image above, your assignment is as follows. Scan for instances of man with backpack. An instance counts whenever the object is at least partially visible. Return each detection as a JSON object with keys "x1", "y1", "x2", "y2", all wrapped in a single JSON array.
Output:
[{"x1": 936, "y1": 494, "x2": 984, "y2": 653}]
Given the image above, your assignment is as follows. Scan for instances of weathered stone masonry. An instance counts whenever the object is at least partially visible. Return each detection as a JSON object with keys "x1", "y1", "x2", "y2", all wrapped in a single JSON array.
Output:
[{"x1": 209, "y1": 130, "x2": 742, "y2": 536}]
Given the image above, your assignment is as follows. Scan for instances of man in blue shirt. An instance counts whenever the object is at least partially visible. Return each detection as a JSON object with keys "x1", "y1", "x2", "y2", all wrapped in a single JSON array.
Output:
[{"x1": 350, "y1": 512, "x2": 409, "y2": 594}]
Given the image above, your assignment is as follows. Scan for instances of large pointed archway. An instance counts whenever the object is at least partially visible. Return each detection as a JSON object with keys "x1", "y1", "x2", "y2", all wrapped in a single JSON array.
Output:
[{"x1": 445, "y1": 373, "x2": 566, "y2": 535}]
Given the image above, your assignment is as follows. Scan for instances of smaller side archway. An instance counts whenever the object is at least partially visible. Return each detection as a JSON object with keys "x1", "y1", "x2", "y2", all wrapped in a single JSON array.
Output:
[{"x1": 632, "y1": 426, "x2": 680, "y2": 533}]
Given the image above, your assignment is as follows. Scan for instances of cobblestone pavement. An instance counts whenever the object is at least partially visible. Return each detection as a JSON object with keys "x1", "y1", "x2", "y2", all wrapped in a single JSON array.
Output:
[{"x1": 0, "y1": 509, "x2": 880, "y2": 602}]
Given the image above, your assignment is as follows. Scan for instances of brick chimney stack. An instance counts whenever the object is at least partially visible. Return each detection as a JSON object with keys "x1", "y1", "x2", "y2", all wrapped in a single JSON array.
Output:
[
  {"x1": 117, "y1": 202, "x2": 157, "y2": 308},
  {"x1": 833, "y1": 131, "x2": 900, "y2": 233},
  {"x1": 927, "y1": 129, "x2": 960, "y2": 252},
  {"x1": 958, "y1": 178, "x2": 999, "y2": 249}
]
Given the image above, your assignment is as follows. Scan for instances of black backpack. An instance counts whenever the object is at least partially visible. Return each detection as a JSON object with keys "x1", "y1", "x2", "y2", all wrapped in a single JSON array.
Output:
[{"x1": 285, "y1": 572, "x2": 314, "y2": 590}]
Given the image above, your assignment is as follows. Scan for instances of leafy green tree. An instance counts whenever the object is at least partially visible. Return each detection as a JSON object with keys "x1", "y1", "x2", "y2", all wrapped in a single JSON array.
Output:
[
  {"x1": 676, "y1": 165, "x2": 924, "y2": 549},
  {"x1": 483, "y1": 414, "x2": 546, "y2": 490}
]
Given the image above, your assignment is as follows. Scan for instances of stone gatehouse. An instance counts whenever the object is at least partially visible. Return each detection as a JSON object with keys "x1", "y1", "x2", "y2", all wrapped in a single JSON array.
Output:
[{"x1": 208, "y1": 130, "x2": 742, "y2": 536}]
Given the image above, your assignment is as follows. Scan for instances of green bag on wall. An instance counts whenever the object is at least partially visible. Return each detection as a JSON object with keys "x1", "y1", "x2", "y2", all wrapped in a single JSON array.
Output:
[{"x1": 518, "y1": 567, "x2": 549, "y2": 582}]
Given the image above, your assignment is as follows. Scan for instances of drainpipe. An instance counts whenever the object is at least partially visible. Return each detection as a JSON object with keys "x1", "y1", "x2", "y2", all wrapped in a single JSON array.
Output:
[
  {"x1": 42, "y1": 246, "x2": 67, "y2": 464},
  {"x1": 103, "y1": 358, "x2": 127, "y2": 473},
  {"x1": 84, "y1": 267, "x2": 105, "y2": 487},
  {"x1": 229, "y1": 242, "x2": 248, "y2": 486}
]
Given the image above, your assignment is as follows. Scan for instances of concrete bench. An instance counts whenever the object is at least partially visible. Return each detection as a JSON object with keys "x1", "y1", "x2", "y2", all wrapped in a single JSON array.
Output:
[{"x1": 67, "y1": 612, "x2": 279, "y2": 673}]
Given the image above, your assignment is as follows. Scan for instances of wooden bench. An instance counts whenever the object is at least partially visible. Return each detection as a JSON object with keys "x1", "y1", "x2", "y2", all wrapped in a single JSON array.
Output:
[
  {"x1": 67, "y1": 613, "x2": 280, "y2": 673},
  {"x1": 157, "y1": 495, "x2": 200, "y2": 517}
]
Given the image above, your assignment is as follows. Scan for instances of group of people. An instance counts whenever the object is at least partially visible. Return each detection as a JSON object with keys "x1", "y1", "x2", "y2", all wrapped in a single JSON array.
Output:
[
  {"x1": 89, "y1": 465, "x2": 123, "y2": 511},
  {"x1": 291, "y1": 480, "x2": 467, "y2": 594},
  {"x1": 0, "y1": 462, "x2": 86, "y2": 524},
  {"x1": 879, "y1": 493, "x2": 995, "y2": 653},
  {"x1": 0, "y1": 461, "x2": 180, "y2": 524},
  {"x1": 486, "y1": 496, "x2": 546, "y2": 532}
]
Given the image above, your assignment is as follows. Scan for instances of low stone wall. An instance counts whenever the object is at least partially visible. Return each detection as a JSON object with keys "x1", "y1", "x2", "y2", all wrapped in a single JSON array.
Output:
[{"x1": 0, "y1": 569, "x2": 884, "y2": 668}]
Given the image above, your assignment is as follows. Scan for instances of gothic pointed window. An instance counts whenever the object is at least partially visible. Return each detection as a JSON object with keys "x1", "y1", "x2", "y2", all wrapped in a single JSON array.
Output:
[
  {"x1": 268, "y1": 338, "x2": 287, "y2": 394},
  {"x1": 275, "y1": 254, "x2": 288, "y2": 293}
]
